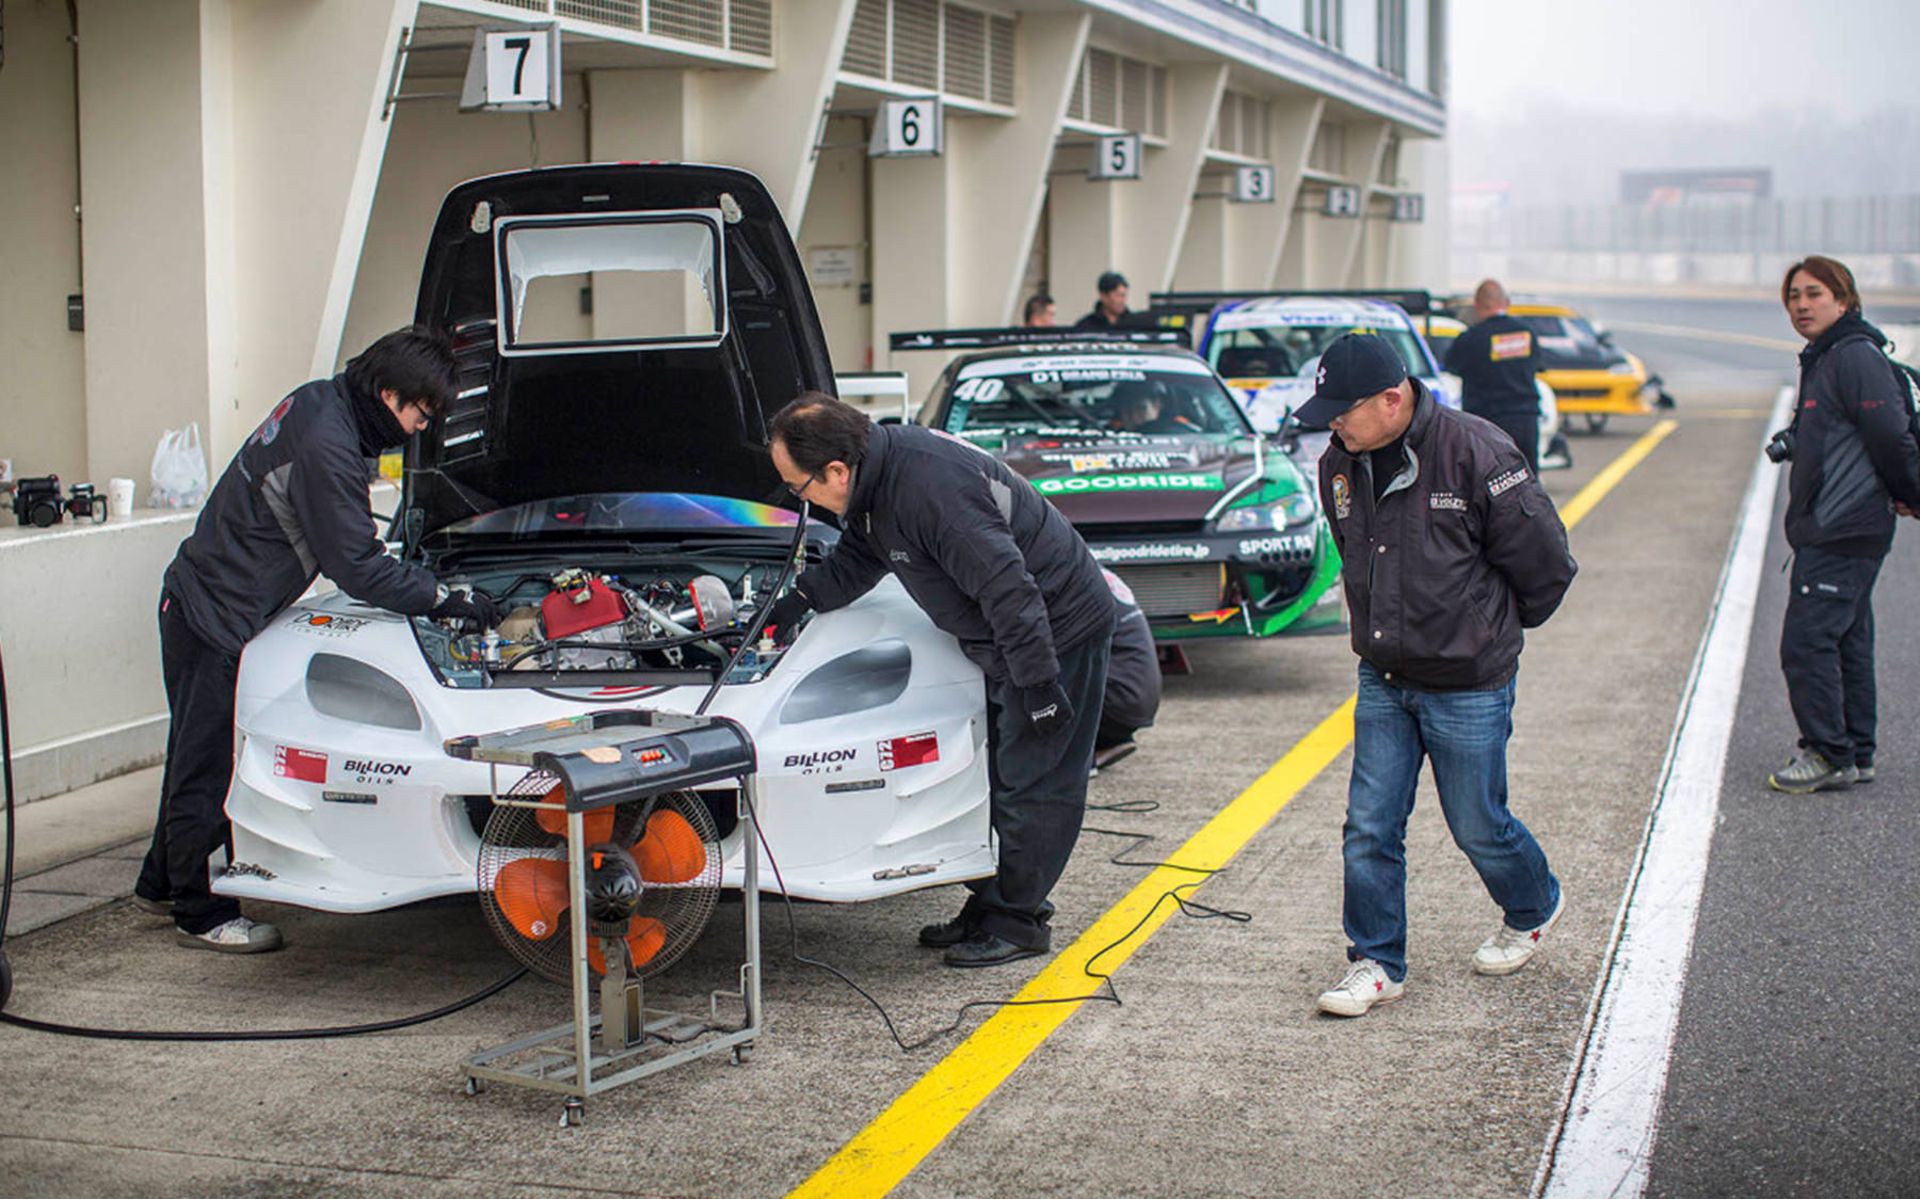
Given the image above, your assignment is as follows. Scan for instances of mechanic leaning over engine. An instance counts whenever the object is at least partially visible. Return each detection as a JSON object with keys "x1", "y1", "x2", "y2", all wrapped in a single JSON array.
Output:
[
  {"x1": 1765, "y1": 255, "x2": 1920, "y2": 795},
  {"x1": 1298, "y1": 333, "x2": 1578, "y2": 1019},
  {"x1": 136, "y1": 327, "x2": 500, "y2": 954},
  {"x1": 764, "y1": 394, "x2": 1116, "y2": 968},
  {"x1": 1444, "y1": 278, "x2": 1542, "y2": 474}
]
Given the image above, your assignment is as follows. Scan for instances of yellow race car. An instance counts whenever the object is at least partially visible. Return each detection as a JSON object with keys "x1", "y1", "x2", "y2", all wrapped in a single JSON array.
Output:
[{"x1": 1502, "y1": 301, "x2": 1666, "y2": 433}]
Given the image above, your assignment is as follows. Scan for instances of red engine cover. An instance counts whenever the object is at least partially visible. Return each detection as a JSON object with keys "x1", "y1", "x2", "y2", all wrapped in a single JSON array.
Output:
[{"x1": 541, "y1": 578, "x2": 627, "y2": 639}]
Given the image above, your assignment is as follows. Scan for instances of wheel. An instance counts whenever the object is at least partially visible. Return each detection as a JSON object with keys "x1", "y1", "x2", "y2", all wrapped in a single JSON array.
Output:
[
  {"x1": 560, "y1": 1099, "x2": 585, "y2": 1128},
  {"x1": 463, "y1": 1076, "x2": 485, "y2": 1097},
  {"x1": 731, "y1": 1043, "x2": 754, "y2": 1066},
  {"x1": 1584, "y1": 413, "x2": 1610, "y2": 434}
]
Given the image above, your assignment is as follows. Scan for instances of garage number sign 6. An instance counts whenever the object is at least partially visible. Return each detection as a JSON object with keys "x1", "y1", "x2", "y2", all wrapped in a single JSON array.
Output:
[{"x1": 871, "y1": 97, "x2": 944, "y2": 157}]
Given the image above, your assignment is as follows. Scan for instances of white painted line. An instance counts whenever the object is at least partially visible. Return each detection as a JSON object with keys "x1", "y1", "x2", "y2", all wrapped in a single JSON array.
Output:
[
  {"x1": 1532, "y1": 383, "x2": 1797, "y2": 1198},
  {"x1": 1600, "y1": 319, "x2": 1803, "y2": 353}
]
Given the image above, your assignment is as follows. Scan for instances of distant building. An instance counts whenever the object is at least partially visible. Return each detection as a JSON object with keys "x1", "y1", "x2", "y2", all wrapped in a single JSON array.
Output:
[{"x1": 1620, "y1": 168, "x2": 1773, "y2": 207}]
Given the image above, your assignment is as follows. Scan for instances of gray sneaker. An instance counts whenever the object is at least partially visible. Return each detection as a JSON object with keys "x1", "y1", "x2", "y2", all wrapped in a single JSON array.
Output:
[
  {"x1": 1767, "y1": 751, "x2": 1853, "y2": 794},
  {"x1": 1855, "y1": 764, "x2": 1875, "y2": 784},
  {"x1": 130, "y1": 894, "x2": 173, "y2": 918},
  {"x1": 176, "y1": 916, "x2": 284, "y2": 954}
]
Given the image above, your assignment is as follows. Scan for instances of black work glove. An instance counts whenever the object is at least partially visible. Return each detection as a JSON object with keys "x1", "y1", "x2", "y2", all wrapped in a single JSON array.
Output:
[
  {"x1": 429, "y1": 587, "x2": 500, "y2": 634},
  {"x1": 763, "y1": 589, "x2": 813, "y2": 642},
  {"x1": 1020, "y1": 680, "x2": 1074, "y2": 739}
]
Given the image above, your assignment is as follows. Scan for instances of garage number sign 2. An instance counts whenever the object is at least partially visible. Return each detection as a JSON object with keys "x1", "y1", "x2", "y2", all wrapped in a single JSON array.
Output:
[{"x1": 870, "y1": 98, "x2": 944, "y2": 157}]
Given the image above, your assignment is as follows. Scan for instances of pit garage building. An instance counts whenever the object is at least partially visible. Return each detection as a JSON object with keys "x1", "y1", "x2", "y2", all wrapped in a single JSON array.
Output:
[{"x1": 0, "y1": 0, "x2": 1447, "y2": 801}]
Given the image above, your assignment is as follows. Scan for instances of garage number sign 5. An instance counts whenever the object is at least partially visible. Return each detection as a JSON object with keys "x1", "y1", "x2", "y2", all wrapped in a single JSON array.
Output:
[{"x1": 1089, "y1": 134, "x2": 1143, "y2": 181}]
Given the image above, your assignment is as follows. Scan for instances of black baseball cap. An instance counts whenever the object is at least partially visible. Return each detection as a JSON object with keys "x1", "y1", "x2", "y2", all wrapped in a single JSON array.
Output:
[{"x1": 1291, "y1": 332, "x2": 1409, "y2": 428}]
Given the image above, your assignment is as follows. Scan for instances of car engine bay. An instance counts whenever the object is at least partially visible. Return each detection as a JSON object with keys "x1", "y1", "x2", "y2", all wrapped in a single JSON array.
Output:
[{"x1": 414, "y1": 552, "x2": 809, "y2": 689}]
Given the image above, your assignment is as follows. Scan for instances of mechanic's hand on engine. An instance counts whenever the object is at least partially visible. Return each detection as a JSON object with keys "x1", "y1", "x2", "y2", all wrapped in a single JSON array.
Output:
[
  {"x1": 1020, "y1": 680, "x2": 1074, "y2": 739},
  {"x1": 430, "y1": 587, "x2": 500, "y2": 634},
  {"x1": 764, "y1": 588, "x2": 813, "y2": 642}
]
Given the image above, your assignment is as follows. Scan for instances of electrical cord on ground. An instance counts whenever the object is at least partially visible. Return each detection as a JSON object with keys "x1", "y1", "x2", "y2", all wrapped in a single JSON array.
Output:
[
  {"x1": 0, "y1": 636, "x2": 527, "y2": 1038},
  {"x1": 743, "y1": 785, "x2": 1249, "y2": 1054}
]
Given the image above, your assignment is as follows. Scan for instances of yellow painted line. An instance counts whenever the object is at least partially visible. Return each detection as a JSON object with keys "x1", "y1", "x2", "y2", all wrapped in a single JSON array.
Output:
[
  {"x1": 1599, "y1": 319, "x2": 1803, "y2": 353},
  {"x1": 1556, "y1": 420, "x2": 1678, "y2": 528},
  {"x1": 789, "y1": 421, "x2": 1678, "y2": 1199}
]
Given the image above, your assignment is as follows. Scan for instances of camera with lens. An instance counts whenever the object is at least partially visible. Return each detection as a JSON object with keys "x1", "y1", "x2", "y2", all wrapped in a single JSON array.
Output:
[
  {"x1": 65, "y1": 482, "x2": 108, "y2": 524},
  {"x1": 10, "y1": 475, "x2": 66, "y2": 528},
  {"x1": 1764, "y1": 427, "x2": 1795, "y2": 464}
]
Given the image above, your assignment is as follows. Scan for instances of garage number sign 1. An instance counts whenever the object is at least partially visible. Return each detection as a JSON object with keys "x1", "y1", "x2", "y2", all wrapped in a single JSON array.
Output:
[
  {"x1": 870, "y1": 97, "x2": 944, "y2": 157},
  {"x1": 460, "y1": 26, "x2": 562, "y2": 112}
]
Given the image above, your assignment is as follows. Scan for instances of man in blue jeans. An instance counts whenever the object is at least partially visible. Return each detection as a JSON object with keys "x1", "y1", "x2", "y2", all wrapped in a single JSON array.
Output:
[{"x1": 1295, "y1": 333, "x2": 1578, "y2": 1017}]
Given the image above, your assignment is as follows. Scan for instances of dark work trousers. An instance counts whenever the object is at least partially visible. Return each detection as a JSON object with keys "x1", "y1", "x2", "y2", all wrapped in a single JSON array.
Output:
[
  {"x1": 136, "y1": 594, "x2": 244, "y2": 934},
  {"x1": 963, "y1": 628, "x2": 1113, "y2": 949},
  {"x1": 1779, "y1": 546, "x2": 1884, "y2": 769},
  {"x1": 1483, "y1": 408, "x2": 1541, "y2": 476}
]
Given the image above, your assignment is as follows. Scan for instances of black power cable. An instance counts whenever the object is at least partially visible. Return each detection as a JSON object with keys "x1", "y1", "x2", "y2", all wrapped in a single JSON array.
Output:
[
  {"x1": 0, "y1": 637, "x2": 526, "y2": 1038},
  {"x1": 743, "y1": 784, "x2": 1250, "y2": 1054}
]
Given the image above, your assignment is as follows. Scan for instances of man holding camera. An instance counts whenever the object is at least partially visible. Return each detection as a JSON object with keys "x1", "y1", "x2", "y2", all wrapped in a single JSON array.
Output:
[
  {"x1": 1767, "y1": 256, "x2": 1920, "y2": 794},
  {"x1": 763, "y1": 393, "x2": 1115, "y2": 967},
  {"x1": 1301, "y1": 333, "x2": 1577, "y2": 1018},
  {"x1": 135, "y1": 327, "x2": 498, "y2": 952}
]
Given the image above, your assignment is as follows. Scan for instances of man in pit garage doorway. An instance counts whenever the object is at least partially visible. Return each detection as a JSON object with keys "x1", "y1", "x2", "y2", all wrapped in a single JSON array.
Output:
[
  {"x1": 763, "y1": 394, "x2": 1116, "y2": 968},
  {"x1": 136, "y1": 327, "x2": 500, "y2": 953}
]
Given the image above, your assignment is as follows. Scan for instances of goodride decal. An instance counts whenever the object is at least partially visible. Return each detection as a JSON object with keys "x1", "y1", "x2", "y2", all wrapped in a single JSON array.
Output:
[{"x1": 1035, "y1": 472, "x2": 1224, "y2": 496}]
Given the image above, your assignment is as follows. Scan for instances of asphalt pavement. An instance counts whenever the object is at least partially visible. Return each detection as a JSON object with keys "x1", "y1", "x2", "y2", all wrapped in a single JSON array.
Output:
[{"x1": 1, "y1": 294, "x2": 1908, "y2": 1197}]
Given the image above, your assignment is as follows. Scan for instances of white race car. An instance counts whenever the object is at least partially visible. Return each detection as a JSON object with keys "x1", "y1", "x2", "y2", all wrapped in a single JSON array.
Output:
[{"x1": 217, "y1": 165, "x2": 993, "y2": 914}]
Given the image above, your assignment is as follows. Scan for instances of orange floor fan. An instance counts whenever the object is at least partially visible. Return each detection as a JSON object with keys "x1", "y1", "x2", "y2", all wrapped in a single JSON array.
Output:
[{"x1": 448, "y1": 710, "x2": 763, "y2": 1127}]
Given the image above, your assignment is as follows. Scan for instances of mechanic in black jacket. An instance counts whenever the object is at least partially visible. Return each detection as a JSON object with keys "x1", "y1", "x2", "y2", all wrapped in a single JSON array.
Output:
[
  {"x1": 1297, "y1": 333, "x2": 1577, "y2": 1018},
  {"x1": 1074, "y1": 271, "x2": 1133, "y2": 330},
  {"x1": 1444, "y1": 278, "x2": 1542, "y2": 472},
  {"x1": 764, "y1": 395, "x2": 1115, "y2": 967},
  {"x1": 136, "y1": 328, "x2": 497, "y2": 953},
  {"x1": 1768, "y1": 256, "x2": 1920, "y2": 794}
]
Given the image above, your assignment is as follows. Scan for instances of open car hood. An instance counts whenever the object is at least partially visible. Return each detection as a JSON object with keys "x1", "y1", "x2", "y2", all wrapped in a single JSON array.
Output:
[
  {"x1": 402, "y1": 164, "x2": 833, "y2": 543},
  {"x1": 987, "y1": 432, "x2": 1262, "y2": 525}
]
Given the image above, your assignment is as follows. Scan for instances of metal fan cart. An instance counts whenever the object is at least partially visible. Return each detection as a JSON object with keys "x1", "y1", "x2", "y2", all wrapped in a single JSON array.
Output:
[{"x1": 445, "y1": 709, "x2": 762, "y2": 1126}]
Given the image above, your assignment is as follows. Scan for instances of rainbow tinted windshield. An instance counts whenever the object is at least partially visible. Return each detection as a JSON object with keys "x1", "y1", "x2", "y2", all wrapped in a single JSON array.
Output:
[{"x1": 440, "y1": 493, "x2": 805, "y2": 537}]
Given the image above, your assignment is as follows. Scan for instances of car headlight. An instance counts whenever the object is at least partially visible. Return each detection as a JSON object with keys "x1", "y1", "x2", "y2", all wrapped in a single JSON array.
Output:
[
  {"x1": 1608, "y1": 361, "x2": 1638, "y2": 375},
  {"x1": 1212, "y1": 491, "x2": 1317, "y2": 533},
  {"x1": 779, "y1": 640, "x2": 913, "y2": 724},
  {"x1": 305, "y1": 654, "x2": 422, "y2": 730}
]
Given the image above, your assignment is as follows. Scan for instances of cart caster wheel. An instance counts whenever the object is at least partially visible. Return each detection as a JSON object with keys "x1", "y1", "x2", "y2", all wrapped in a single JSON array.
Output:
[
  {"x1": 731, "y1": 1044, "x2": 754, "y2": 1066},
  {"x1": 464, "y1": 1076, "x2": 485, "y2": 1097},
  {"x1": 1584, "y1": 413, "x2": 1610, "y2": 434},
  {"x1": 560, "y1": 1099, "x2": 585, "y2": 1128}
]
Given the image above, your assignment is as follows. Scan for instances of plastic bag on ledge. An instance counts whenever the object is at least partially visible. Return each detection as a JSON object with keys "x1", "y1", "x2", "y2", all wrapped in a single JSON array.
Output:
[{"x1": 150, "y1": 423, "x2": 210, "y2": 509}]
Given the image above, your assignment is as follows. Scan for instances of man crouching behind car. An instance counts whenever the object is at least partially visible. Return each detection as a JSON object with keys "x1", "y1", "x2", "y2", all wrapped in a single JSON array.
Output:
[
  {"x1": 135, "y1": 327, "x2": 501, "y2": 953},
  {"x1": 763, "y1": 394, "x2": 1116, "y2": 967},
  {"x1": 1298, "y1": 333, "x2": 1578, "y2": 1018}
]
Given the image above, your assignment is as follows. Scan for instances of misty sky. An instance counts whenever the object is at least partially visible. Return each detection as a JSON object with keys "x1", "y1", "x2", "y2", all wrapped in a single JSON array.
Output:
[
  {"x1": 1450, "y1": 0, "x2": 1919, "y2": 123},
  {"x1": 1446, "y1": 0, "x2": 1920, "y2": 201}
]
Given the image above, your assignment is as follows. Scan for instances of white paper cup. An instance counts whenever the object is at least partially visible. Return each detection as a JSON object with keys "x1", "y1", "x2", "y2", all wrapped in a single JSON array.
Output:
[{"x1": 109, "y1": 477, "x2": 137, "y2": 519}]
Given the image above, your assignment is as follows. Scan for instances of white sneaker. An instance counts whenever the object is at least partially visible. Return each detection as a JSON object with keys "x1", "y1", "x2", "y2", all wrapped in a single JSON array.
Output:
[
  {"x1": 1316, "y1": 959, "x2": 1404, "y2": 1017},
  {"x1": 176, "y1": 916, "x2": 284, "y2": 955},
  {"x1": 1472, "y1": 891, "x2": 1565, "y2": 976}
]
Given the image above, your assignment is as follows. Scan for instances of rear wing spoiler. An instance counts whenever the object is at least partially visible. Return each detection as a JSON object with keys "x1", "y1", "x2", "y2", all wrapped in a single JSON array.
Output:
[
  {"x1": 834, "y1": 371, "x2": 913, "y2": 422},
  {"x1": 887, "y1": 325, "x2": 1190, "y2": 352},
  {"x1": 1148, "y1": 288, "x2": 1436, "y2": 316}
]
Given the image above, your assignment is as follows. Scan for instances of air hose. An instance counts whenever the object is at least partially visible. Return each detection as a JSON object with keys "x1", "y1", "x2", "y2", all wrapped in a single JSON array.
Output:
[{"x1": 0, "y1": 636, "x2": 526, "y2": 1039}]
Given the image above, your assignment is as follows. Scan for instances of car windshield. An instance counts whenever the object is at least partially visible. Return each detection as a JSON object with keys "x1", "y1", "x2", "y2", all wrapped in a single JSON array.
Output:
[
  {"x1": 938, "y1": 354, "x2": 1251, "y2": 437},
  {"x1": 433, "y1": 493, "x2": 805, "y2": 541},
  {"x1": 1207, "y1": 323, "x2": 1433, "y2": 380},
  {"x1": 1515, "y1": 314, "x2": 1602, "y2": 350}
]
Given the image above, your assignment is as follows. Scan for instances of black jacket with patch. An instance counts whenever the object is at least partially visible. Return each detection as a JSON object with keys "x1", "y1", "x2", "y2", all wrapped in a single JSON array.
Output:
[
  {"x1": 1784, "y1": 313, "x2": 1920, "y2": 558},
  {"x1": 1318, "y1": 380, "x2": 1577, "y2": 690},
  {"x1": 1444, "y1": 312, "x2": 1540, "y2": 417},
  {"x1": 164, "y1": 376, "x2": 439, "y2": 656},
  {"x1": 797, "y1": 424, "x2": 1115, "y2": 688}
]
